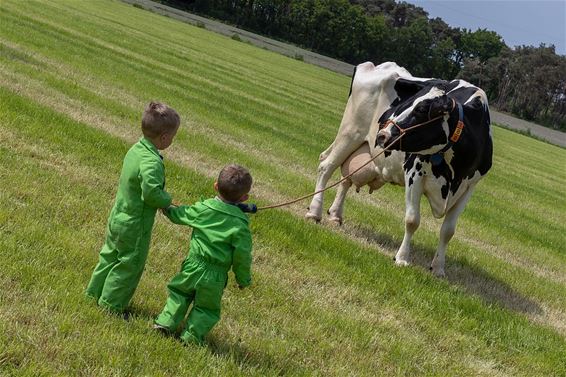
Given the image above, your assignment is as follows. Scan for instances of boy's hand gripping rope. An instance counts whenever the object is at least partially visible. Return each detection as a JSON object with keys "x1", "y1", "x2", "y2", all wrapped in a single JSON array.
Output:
[{"x1": 255, "y1": 133, "x2": 406, "y2": 211}]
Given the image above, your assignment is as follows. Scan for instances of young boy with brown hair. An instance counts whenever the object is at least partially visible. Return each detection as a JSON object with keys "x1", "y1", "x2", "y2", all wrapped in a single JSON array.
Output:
[
  {"x1": 86, "y1": 101, "x2": 180, "y2": 314},
  {"x1": 154, "y1": 164, "x2": 254, "y2": 346}
]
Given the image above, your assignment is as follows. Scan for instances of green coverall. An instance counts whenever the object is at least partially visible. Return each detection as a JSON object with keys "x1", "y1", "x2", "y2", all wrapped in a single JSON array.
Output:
[
  {"x1": 155, "y1": 198, "x2": 252, "y2": 345},
  {"x1": 86, "y1": 137, "x2": 172, "y2": 313}
]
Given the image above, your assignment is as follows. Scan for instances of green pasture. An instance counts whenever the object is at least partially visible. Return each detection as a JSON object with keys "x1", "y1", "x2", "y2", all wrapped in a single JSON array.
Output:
[{"x1": 1, "y1": 0, "x2": 565, "y2": 375}]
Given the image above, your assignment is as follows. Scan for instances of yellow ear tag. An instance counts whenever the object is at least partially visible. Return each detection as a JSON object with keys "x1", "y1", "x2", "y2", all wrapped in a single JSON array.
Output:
[{"x1": 450, "y1": 121, "x2": 464, "y2": 143}]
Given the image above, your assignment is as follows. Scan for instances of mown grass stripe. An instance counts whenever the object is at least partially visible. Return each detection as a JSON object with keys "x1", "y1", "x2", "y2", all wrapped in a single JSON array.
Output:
[
  {"x1": 1, "y1": 1, "x2": 347, "y2": 116},
  {"x1": 0, "y1": 7, "x2": 342, "y2": 161}
]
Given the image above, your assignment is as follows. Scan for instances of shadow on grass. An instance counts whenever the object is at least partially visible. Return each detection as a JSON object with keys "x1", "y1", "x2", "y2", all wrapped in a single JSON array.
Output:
[
  {"x1": 208, "y1": 335, "x2": 293, "y2": 375},
  {"x1": 127, "y1": 306, "x2": 304, "y2": 374},
  {"x1": 125, "y1": 304, "x2": 296, "y2": 373},
  {"x1": 125, "y1": 303, "x2": 159, "y2": 322},
  {"x1": 339, "y1": 221, "x2": 543, "y2": 316}
]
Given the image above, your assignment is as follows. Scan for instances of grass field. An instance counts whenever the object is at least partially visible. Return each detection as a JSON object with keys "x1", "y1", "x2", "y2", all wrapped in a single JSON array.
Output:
[{"x1": 1, "y1": 0, "x2": 565, "y2": 375}]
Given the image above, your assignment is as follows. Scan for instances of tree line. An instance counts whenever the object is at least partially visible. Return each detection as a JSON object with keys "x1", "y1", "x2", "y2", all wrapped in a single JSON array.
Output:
[{"x1": 166, "y1": 0, "x2": 566, "y2": 131}]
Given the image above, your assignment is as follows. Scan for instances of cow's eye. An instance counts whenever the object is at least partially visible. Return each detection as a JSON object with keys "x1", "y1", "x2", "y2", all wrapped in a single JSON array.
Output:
[{"x1": 414, "y1": 105, "x2": 427, "y2": 114}]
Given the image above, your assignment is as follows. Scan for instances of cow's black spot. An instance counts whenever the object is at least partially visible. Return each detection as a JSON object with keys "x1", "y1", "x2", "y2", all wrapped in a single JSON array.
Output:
[
  {"x1": 446, "y1": 80, "x2": 460, "y2": 92},
  {"x1": 448, "y1": 86, "x2": 479, "y2": 104},
  {"x1": 418, "y1": 171, "x2": 422, "y2": 176},
  {"x1": 431, "y1": 159, "x2": 447, "y2": 179},
  {"x1": 403, "y1": 154, "x2": 417, "y2": 173},
  {"x1": 441, "y1": 183, "x2": 449, "y2": 199},
  {"x1": 415, "y1": 162, "x2": 422, "y2": 171},
  {"x1": 384, "y1": 151, "x2": 391, "y2": 158},
  {"x1": 408, "y1": 177, "x2": 414, "y2": 186},
  {"x1": 451, "y1": 179, "x2": 463, "y2": 195}
]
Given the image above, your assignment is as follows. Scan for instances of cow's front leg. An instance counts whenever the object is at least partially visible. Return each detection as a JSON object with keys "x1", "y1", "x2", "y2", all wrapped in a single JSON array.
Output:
[
  {"x1": 327, "y1": 178, "x2": 352, "y2": 225},
  {"x1": 431, "y1": 185, "x2": 475, "y2": 277},
  {"x1": 395, "y1": 177, "x2": 423, "y2": 266}
]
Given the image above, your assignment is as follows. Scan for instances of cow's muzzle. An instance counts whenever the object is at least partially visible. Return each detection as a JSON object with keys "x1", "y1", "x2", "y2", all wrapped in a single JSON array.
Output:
[
  {"x1": 377, "y1": 126, "x2": 400, "y2": 148},
  {"x1": 376, "y1": 130, "x2": 389, "y2": 148},
  {"x1": 377, "y1": 118, "x2": 402, "y2": 148}
]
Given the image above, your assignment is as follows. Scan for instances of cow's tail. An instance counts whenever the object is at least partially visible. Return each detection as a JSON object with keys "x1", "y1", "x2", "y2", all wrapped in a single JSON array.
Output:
[{"x1": 347, "y1": 65, "x2": 357, "y2": 99}]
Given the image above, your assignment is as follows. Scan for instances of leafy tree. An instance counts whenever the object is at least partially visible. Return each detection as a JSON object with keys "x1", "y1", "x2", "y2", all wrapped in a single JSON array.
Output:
[
  {"x1": 459, "y1": 28, "x2": 505, "y2": 63},
  {"x1": 364, "y1": 14, "x2": 388, "y2": 63},
  {"x1": 461, "y1": 44, "x2": 566, "y2": 130},
  {"x1": 387, "y1": 17, "x2": 433, "y2": 76}
]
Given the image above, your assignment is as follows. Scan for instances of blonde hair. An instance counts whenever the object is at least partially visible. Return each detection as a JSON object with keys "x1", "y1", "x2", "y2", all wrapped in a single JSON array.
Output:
[
  {"x1": 217, "y1": 164, "x2": 253, "y2": 202},
  {"x1": 141, "y1": 101, "x2": 180, "y2": 138}
]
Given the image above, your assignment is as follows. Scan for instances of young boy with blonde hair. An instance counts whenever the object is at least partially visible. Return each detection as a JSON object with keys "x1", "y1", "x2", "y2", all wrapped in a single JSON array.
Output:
[
  {"x1": 86, "y1": 101, "x2": 180, "y2": 314},
  {"x1": 154, "y1": 164, "x2": 254, "y2": 346}
]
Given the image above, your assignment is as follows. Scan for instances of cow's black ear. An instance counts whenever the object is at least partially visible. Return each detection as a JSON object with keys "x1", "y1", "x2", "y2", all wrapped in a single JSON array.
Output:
[
  {"x1": 441, "y1": 95, "x2": 453, "y2": 112},
  {"x1": 394, "y1": 78, "x2": 427, "y2": 100}
]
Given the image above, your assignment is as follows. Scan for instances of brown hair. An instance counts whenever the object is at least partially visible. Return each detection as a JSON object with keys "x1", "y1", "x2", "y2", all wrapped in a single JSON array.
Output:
[
  {"x1": 217, "y1": 164, "x2": 253, "y2": 202},
  {"x1": 141, "y1": 101, "x2": 180, "y2": 138}
]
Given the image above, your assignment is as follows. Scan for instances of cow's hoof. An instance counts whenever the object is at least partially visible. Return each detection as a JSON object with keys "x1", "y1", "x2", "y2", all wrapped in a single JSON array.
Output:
[
  {"x1": 395, "y1": 259, "x2": 410, "y2": 267},
  {"x1": 328, "y1": 216, "x2": 343, "y2": 226},
  {"x1": 305, "y1": 212, "x2": 322, "y2": 223}
]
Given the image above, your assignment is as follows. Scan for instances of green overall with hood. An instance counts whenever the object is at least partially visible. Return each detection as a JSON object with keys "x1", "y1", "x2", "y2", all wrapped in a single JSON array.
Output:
[
  {"x1": 86, "y1": 137, "x2": 172, "y2": 313},
  {"x1": 155, "y1": 198, "x2": 252, "y2": 345}
]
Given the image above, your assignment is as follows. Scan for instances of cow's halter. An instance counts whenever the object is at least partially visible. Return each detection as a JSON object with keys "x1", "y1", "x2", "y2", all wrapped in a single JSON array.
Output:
[{"x1": 380, "y1": 98, "x2": 464, "y2": 164}]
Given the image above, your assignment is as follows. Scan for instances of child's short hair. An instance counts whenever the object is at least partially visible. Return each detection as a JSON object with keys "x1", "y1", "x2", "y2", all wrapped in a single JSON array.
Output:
[
  {"x1": 217, "y1": 164, "x2": 253, "y2": 202},
  {"x1": 141, "y1": 101, "x2": 180, "y2": 138}
]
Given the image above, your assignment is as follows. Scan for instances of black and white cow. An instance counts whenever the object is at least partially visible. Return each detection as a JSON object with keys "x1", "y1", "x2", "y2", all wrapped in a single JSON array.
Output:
[{"x1": 376, "y1": 79, "x2": 493, "y2": 276}]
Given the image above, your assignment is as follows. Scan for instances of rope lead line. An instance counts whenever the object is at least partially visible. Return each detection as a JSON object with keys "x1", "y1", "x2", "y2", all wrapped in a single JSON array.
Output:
[{"x1": 256, "y1": 133, "x2": 406, "y2": 211}]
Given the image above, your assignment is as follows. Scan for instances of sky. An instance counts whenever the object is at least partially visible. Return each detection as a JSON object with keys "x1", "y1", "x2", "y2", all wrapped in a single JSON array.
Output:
[{"x1": 405, "y1": 0, "x2": 566, "y2": 55}]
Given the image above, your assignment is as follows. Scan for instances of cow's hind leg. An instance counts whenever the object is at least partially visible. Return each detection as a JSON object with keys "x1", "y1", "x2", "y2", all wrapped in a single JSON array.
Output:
[
  {"x1": 431, "y1": 185, "x2": 476, "y2": 277},
  {"x1": 306, "y1": 159, "x2": 338, "y2": 222},
  {"x1": 395, "y1": 179, "x2": 423, "y2": 266},
  {"x1": 319, "y1": 141, "x2": 334, "y2": 161},
  {"x1": 306, "y1": 141, "x2": 361, "y2": 222},
  {"x1": 327, "y1": 178, "x2": 353, "y2": 225}
]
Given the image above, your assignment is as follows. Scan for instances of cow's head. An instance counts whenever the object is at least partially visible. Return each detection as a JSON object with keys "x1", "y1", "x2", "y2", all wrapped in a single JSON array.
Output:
[{"x1": 376, "y1": 81, "x2": 455, "y2": 154}]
